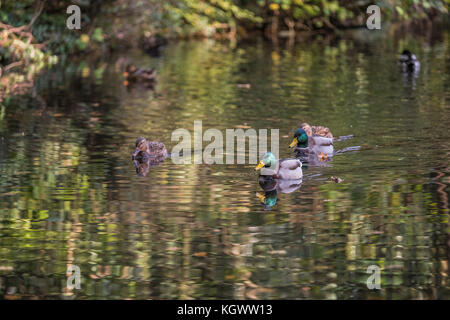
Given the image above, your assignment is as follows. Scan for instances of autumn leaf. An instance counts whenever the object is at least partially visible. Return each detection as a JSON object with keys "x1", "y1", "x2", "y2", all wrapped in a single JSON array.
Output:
[
  {"x1": 318, "y1": 152, "x2": 328, "y2": 161},
  {"x1": 193, "y1": 252, "x2": 207, "y2": 257},
  {"x1": 235, "y1": 124, "x2": 251, "y2": 129},
  {"x1": 269, "y1": 3, "x2": 280, "y2": 11}
]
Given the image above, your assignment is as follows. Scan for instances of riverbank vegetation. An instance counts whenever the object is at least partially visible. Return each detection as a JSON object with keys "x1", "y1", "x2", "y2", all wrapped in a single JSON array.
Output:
[{"x1": 2, "y1": 1, "x2": 448, "y2": 50}]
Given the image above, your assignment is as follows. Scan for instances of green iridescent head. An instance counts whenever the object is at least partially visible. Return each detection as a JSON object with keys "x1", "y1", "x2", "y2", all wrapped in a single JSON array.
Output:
[
  {"x1": 255, "y1": 152, "x2": 277, "y2": 170},
  {"x1": 289, "y1": 128, "x2": 308, "y2": 148}
]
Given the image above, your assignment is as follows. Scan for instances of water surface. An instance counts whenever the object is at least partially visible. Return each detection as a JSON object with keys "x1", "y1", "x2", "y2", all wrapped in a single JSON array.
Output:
[{"x1": 0, "y1": 28, "x2": 449, "y2": 299}]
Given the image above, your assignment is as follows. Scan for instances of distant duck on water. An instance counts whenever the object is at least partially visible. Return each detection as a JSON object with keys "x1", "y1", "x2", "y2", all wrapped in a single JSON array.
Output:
[
  {"x1": 123, "y1": 64, "x2": 157, "y2": 86},
  {"x1": 398, "y1": 50, "x2": 420, "y2": 72}
]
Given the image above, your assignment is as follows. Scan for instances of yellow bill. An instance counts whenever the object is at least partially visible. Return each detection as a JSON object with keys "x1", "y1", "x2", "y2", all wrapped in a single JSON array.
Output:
[
  {"x1": 255, "y1": 161, "x2": 265, "y2": 170},
  {"x1": 289, "y1": 138, "x2": 297, "y2": 148},
  {"x1": 256, "y1": 192, "x2": 265, "y2": 203}
]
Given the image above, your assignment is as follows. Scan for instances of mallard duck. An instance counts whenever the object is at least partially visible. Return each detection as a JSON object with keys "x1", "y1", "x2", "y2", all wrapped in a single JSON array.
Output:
[
  {"x1": 254, "y1": 152, "x2": 302, "y2": 180},
  {"x1": 289, "y1": 127, "x2": 334, "y2": 159},
  {"x1": 256, "y1": 176, "x2": 302, "y2": 210},
  {"x1": 398, "y1": 50, "x2": 420, "y2": 72},
  {"x1": 124, "y1": 64, "x2": 157, "y2": 84},
  {"x1": 132, "y1": 137, "x2": 168, "y2": 162}
]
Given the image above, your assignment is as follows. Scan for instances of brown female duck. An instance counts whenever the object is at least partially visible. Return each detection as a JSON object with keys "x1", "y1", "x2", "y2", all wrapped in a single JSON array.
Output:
[
  {"x1": 132, "y1": 137, "x2": 168, "y2": 161},
  {"x1": 299, "y1": 122, "x2": 333, "y2": 139},
  {"x1": 124, "y1": 64, "x2": 157, "y2": 84}
]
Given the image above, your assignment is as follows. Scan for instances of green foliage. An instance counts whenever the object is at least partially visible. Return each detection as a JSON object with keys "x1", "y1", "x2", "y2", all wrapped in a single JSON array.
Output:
[
  {"x1": 0, "y1": 0, "x2": 448, "y2": 57},
  {"x1": 0, "y1": 24, "x2": 58, "y2": 102},
  {"x1": 388, "y1": 0, "x2": 448, "y2": 20}
]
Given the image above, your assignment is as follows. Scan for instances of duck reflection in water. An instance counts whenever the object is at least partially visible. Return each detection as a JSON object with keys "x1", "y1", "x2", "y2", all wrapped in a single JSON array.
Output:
[
  {"x1": 133, "y1": 158, "x2": 149, "y2": 177},
  {"x1": 398, "y1": 50, "x2": 420, "y2": 89},
  {"x1": 256, "y1": 176, "x2": 302, "y2": 210},
  {"x1": 132, "y1": 154, "x2": 168, "y2": 177},
  {"x1": 398, "y1": 50, "x2": 420, "y2": 74}
]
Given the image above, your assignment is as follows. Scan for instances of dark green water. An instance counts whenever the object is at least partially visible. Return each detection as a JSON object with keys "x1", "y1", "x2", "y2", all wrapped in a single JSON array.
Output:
[{"x1": 0, "y1": 28, "x2": 449, "y2": 299}]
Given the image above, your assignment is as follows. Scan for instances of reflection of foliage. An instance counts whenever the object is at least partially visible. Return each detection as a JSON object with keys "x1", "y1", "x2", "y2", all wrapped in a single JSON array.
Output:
[{"x1": 0, "y1": 33, "x2": 449, "y2": 298}]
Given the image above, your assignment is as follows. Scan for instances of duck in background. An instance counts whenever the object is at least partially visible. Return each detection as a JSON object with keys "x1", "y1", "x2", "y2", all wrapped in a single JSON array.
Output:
[
  {"x1": 299, "y1": 122, "x2": 333, "y2": 139},
  {"x1": 288, "y1": 125, "x2": 334, "y2": 162},
  {"x1": 123, "y1": 64, "x2": 157, "y2": 89},
  {"x1": 398, "y1": 50, "x2": 420, "y2": 73}
]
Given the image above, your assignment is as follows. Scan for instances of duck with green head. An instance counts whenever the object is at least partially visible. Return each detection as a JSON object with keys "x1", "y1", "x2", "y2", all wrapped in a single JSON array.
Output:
[
  {"x1": 289, "y1": 128, "x2": 309, "y2": 149},
  {"x1": 289, "y1": 127, "x2": 334, "y2": 159},
  {"x1": 255, "y1": 152, "x2": 303, "y2": 180}
]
